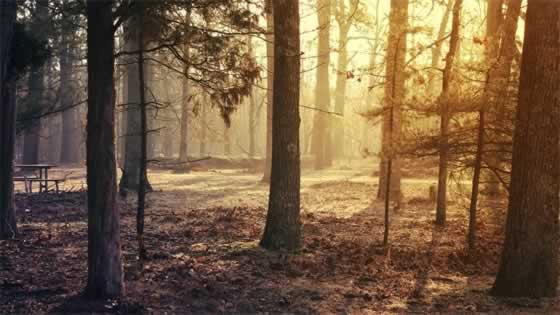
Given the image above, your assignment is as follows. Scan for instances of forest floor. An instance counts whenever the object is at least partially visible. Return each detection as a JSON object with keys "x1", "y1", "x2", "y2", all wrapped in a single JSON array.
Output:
[{"x1": 1, "y1": 158, "x2": 560, "y2": 314}]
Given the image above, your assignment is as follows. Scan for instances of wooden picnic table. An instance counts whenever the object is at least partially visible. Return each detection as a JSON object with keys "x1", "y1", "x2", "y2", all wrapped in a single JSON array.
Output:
[{"x1": 15, "y1": 164, "x2": 59, "y2": 193}]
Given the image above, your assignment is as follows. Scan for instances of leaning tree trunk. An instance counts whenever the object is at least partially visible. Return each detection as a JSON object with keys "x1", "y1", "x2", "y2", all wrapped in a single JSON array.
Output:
[
  {"x1": 0, "y1": 0, "x2": 18, "y2": 239},
  {"x1": 262, "y1": 0, "x2": 273, "y2": 182},
  {"x1": 492, "y1": 0, "x2": 560, "y2": 298},
  {"x1": 377, "y1": 0, "x2": 407, "y2": 202},
  {"x1": 260, "y1": 0, "x2": 301, "y2": 251},
  {"x1": 85, "y1": 0, "x2": 124, "y2": 298},
  {"x1": 435, "y1": 0, "x2": 461, "y2": 226},
  {"x1": 311, "y1": 0, "x2": 332, "y2": 170}
]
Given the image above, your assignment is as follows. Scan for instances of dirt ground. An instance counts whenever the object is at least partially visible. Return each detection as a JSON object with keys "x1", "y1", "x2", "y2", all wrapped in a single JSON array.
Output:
[{"x1": 1, "y1": 158, "x2": 559, "y2": 314}]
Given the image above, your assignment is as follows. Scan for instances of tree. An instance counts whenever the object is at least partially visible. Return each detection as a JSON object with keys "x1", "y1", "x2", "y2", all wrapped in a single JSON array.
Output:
[
  {"x1": 199, "y1": 96, "x2": 207, "y2": 156},
  {"x1": 260, "y1": 0, "x2": 301, "y2": 250},
  {"x1": 481, "y1": 0, "x2": 503, "y2": 197},
  {"x1": 262, "y1": 0, "x2": 274, "y2": 182},
  {"x1": 120, "y1": 16, "x2": 152, "y2": 193},
  {"x1": 434, "y1": 0, "x2": 462, "y2": 226},
  {"x1": 0, "y1": 0, "x2": 18, "y2": 239},
  {"x1": 247, "y1": 33, "x2": 257, "y2": 159},
  {"x1": 467, "y1": 108, "x2": 484, "y2": 253},
  {"x1": 377, "y1": 0, "x2": 407, "y2": 202},
  {"x1": 311, "y1": 0, "x2": 332, "y2": 170},
  {"x1": 491, "y1": 0, "x2": 560, "y2": 298},
  {"x1": 23, "y1": 0, "x2": 49, "y2": 165},
  {"x1": 468, "y1": 0, "x2": 522, "y2": 253},
  {"x1": 483, "y1": 0, "x2": 522, "y2": 196},
  {"x1": 59, "y1": 16, "x2": 80, "y2": 164},
  {"x1": 179, "y1": 10, "x2": 192, "y2": 169},
  {"x1": 333, "y1": 0, "x2": 360, "y2": 158},
  {"x1": 362, "y1": 0, "x2": 382, "y2": 155},
  {"x1": 429, "y1": 0, "x2": 453, "y2": 93},
  {"x1": 85, "y1": 0, "x2": 124, "y2": 298},
  {"x1": 136, "y1": 1, "x2": 148, "y2": 260}
]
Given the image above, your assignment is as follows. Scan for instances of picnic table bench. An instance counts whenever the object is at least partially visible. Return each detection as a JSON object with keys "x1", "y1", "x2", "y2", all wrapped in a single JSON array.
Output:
[{"x1": 14, "y1": 164, "x2": 65, "y2": 193}]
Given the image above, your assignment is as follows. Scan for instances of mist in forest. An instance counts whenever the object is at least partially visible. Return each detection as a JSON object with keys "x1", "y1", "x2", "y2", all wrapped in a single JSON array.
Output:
[{"x1": 3, "y1": 0, "x2": 560, "y2": 313}]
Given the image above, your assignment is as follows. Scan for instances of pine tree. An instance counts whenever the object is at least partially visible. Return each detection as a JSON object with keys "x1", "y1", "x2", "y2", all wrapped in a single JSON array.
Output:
[
  {"x1": 492, "y1": 0, "x2": 560, "y2": 298},
  {"x1": 0, "y1": 0, "x2": 18, "y2": 239}
]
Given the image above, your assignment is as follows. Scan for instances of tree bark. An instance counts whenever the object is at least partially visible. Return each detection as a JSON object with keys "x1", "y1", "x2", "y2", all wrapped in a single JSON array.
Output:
[
  {"x1": 0, "y1": 0, "x2": 18, "y2": 239},
  {"x1": 260, "y1": 0, "x2": 301, "y2": 251},
  {"x1": 377, "y1": 0, "x2": 408, "y2": 201},
  {"x1": 435, "y1": 0, "x2": 462, "y2": 226},
  {"x1": 85, "y1": 0, "x2": 124, "y2": 298},
  {"x1": 492, "y1": 0, "x2": 560, "y2": 298}
]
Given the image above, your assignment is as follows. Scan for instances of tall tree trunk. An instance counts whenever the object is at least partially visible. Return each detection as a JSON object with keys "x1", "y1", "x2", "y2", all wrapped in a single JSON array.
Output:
[
  {"x1": 179, "y1": 13, "x2": 191, "y2": 169},
  {"x1": 60, "y1": 25, "x2": 80, "y2": 164},
  {"x1": 311, "y1": 0, "x2": 332, "y2": 170},
  {"x1": 492, "y1": 0, "x2": 560, "y2": 298},
  {"x1": 377, "y1": 0, "x2": 408, "y2": 202},
  {"x1": 0, "y1": 0, "x2": 18, "y2": 239},
  {"x1": 363, "y1": 0, "x2": 382, "y2": 155},
  {"x1": 145, "y1": 61, "x2": 156, "y2": 160},
  {"x1": 85, "y1": 0, "x2": 124, "y2": 298},
  {"x1": 483, "y1": 0, "x2": 522, "y2": 196},
  {"x1": 179, "y1": 72, "x2": 190, "y2": 162},
  {"x1": 136, "y1": 3, "x2": 148, "y2": 260},
  {"x1": 23, "y1": 0, "x2": 49, "y2": 165},
  {"x1": 247, "y1": 35, "x2": 256, "y2": 159},
  {"x1": 161, "y1": 72, "x2": 174, "y2": 158},
  {"x1": 435, "y1": 0, "x2": 462, "y2": 226},
  {"x1": 118, "y1": 46, "x2": 127, "y2": 167},
  {"x1": 333, "y1": 0, "x2": 352, "y2": 159},
  {"x1": 262, "y1": 0, "x2": 273, "y2": 182},
  {"x1": 260, "y1": 0, "x2": 301, "y2": 250},
  {"x1": 120, "y1": 20, "x2": 151, "y2": 193}
]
